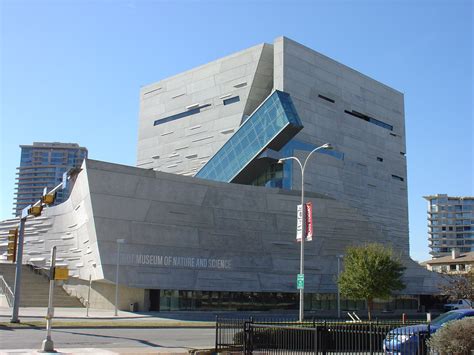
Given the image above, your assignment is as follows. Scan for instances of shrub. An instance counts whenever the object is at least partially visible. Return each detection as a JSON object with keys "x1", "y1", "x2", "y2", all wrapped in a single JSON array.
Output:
[{"x1": 427, "y1": 318, "x2": 474, "y2": 355}]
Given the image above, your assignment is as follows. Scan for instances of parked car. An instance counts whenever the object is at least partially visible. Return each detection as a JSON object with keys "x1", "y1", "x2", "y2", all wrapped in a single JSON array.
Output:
[
  {"x1": 443, "y1": 299, "x2": 472, "y2": 311},
  {"x1": 383, "y1": 309, "x2": 474, "y2": 355}
]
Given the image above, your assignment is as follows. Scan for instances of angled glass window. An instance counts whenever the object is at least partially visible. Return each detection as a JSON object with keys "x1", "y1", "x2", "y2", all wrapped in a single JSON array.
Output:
[{"x1": 195, "y1": 90, "x2": 303, "y2": 183}]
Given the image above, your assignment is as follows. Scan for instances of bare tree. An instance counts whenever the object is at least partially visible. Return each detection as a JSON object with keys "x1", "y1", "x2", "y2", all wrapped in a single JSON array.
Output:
[{"x1": 439, "y1": 269, "x2": 474, "y2": 301}]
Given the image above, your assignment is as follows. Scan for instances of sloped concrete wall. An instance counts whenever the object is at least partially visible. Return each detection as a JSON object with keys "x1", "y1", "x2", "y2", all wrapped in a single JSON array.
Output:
[{"x1": 83, "y1": 159, "x2": 438, "y2": 295}]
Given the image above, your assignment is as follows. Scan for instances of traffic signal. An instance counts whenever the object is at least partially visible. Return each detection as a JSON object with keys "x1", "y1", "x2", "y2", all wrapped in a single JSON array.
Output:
[
  {"x1": 28, "y1": 205, "x2": 43, "y2": 217},
  {"x1": 7, "y1": 228, "x2": 18, "y2": 263},
  {"x1": 42, "y1": 192, "x2": 56, "y2": 205}
]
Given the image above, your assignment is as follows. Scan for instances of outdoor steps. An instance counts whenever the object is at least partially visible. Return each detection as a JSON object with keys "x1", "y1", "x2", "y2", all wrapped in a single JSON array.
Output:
[{"x1": 0, "y1": 263, "x2": 83, "y2": 307}]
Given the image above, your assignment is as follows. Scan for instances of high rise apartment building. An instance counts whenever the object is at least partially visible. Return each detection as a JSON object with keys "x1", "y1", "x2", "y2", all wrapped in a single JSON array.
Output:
[
  {"x1": 14, "y1": 142, "x2": 88, "y2": 216},
  {"x1": 424, "y1": 194, "x2": 474, "y2": 258}
]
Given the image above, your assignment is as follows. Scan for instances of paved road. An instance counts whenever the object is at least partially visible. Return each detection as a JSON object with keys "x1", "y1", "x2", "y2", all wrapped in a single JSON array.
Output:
[{"x1": 0, "y1": 327, "x2": 215, "y2": 350}]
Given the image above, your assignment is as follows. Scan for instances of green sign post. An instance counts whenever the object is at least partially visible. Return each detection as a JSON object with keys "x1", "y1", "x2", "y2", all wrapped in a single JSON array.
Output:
[{"x1": 297, "y1": 274, "x2": 304, "y2": 289}]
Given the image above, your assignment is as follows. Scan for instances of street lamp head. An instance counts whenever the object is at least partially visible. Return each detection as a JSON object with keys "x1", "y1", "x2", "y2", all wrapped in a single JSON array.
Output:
[
  {"x1": 322, "y1": 143, "x2": 333, "y2": 150},
  {"x1": 277, "y1": 159, "x2": 284, "y2": 164}
]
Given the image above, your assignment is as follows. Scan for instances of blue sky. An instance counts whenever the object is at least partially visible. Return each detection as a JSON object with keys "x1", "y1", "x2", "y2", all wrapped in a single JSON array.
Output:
[{"x1": 0, "y1": 0, "x2": 472, "y2": 262}]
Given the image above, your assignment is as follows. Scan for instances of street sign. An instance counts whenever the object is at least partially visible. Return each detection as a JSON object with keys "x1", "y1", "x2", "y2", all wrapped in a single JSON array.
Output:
[
  {"x1": 305, "y1": 202, "x2": 313, "y2": 241},
  {"x1": 297, "y1": 274, "x2": 304, "y2": 289},
  {"x1": 54, "y1": 267, "x2": 69, "y2": 281},
  {"x1": 296, "y1": 204, "x2": 303, "y2": 241}
]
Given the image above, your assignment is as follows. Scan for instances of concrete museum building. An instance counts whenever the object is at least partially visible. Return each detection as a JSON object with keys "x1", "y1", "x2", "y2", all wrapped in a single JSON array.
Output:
[{"x1": 1, "y1": 37, "x2": 439, "y2": 312}]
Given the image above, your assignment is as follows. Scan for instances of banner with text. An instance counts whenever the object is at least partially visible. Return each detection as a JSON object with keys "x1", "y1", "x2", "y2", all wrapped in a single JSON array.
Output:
[
  {"x1": 296, "y1": 204, "x2": 303, "y2": 241},
  {"x1": 305, "y1": 202, "x2": 313, "y2": 241}
]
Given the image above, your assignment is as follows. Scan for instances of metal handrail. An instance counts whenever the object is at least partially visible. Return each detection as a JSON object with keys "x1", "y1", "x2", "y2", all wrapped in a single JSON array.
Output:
[{"x1": 0, "y1": 275, "x2": 14, "y2": 307}]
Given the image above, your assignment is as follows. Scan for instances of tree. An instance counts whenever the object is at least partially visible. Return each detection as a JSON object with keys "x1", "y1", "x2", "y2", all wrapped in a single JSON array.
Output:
[
  {"x1": 439, "y1": 269, "x2": 474, "y2": 301},
  {"x1": 338, "y1": 243, "x2": 406, "y2": 320}
]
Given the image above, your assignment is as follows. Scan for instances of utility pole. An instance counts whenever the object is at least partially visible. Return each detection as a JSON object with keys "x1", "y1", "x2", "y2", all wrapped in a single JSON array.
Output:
[
  {"x1": 10, "y1": 172, "x2": 69, "y2": 324},
  {"x1": 41, "y1": 246, "x2": 57, "y2": 352},
  {"x1": 10, "y1": 215, "x2": 27, "y2": 323}
]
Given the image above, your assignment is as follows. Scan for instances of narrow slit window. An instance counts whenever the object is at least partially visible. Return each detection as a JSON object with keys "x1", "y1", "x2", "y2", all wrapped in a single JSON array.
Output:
[
  {"x1": 154, "y1": 104, "x2": 211, "y2": 126},
  {"x1": 318, "y1": 94, "x2": 335, "y2": 103},
  {"x1": 392, "y1": 174, "x2": 404, "y2": 182},
  {"x1": 223, "y1": 96, "x2": 240, "y2": 106},
  {"x1": 344, "y1": 110, "x2": 393, "y2": 131},
  {"x1": 377, "y1": 157, "x2": 383, "y2": 162}
]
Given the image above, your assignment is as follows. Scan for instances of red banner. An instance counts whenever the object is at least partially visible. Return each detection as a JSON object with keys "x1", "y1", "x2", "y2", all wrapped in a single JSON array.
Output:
[{"x1": 305, "y1": 202, "x2": 313, "y2": 241}]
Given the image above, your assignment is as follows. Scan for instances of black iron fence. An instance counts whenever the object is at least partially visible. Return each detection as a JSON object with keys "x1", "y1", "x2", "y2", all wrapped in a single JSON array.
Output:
[{"x1": 215, "y1": 316, "x2": 430, "y2": 354}]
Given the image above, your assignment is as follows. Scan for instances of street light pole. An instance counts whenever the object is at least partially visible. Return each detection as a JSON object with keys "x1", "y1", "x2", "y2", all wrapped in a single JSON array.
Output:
[
  {"x1": 279, "y1": 143, "x2": 333, "y2": 322},
  {"x1": 114, "y1": 239, "x2": 125, "y2": 317}
]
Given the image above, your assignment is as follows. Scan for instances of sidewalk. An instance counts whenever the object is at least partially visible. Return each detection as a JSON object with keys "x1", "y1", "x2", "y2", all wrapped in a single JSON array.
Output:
[
  {"x1": 0, "y1": 348, "x2": 202, "y2": 354},
  {"x1": 0, "y1": 307, "x2": 216, "y2": 327}
]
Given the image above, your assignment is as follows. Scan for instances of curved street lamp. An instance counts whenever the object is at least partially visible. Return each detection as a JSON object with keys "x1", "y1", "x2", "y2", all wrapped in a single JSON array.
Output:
[{"x1": 278, "y1": 143, "x2": 333, "y2": 322}]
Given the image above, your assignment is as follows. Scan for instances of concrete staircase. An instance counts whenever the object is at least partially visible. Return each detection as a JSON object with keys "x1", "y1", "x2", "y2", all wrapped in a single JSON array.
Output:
[{"x1": 0, "y1": 263, "x2": 83, "y2": 307}]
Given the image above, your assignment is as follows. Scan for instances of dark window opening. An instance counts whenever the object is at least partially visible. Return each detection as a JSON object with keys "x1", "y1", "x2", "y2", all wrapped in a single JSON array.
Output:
[
  {"x1": 377, "y1": 157, "x2": 384, "y2": 162},
  {"x1": 223, "y1": 96, "x2": 240, "y2": 106},
  {"x1": 400, "y1": 152, "x2": 406, "y2": 156},
  {"x1": 390, "y1": 133, "x2": 397, "y2": 137},
  {"x1": 251, "y1": 163, "x2": 283, "y2": 188},
  {"x1": 318, "y1": 94, "x2": 335, "y2": 103},
  {"x1": 154, "y1": 104, "x2": 211, "y2": 126},
  {"x1": 344, "y1": 110, "x2": 393, "y2": 131},
  {"x1": 392, "y1": 174, "x2": 404, "y2": 182}
]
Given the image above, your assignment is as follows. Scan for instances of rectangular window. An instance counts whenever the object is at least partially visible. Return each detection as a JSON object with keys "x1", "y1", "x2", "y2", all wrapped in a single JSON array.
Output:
[
  {"x1": 153, "y1": 104, "x2": 211, "y2": 126},
  {"x1": 392, "y1": 174, "x2": 404, "y2": 182},
  {"x1": 376, "y1": 157, "x2": 383, "y2": 162},
  {"x1": 344, "y1": 110, "x2": 393, "y2": 131},
  {"x1": 223, "y1": 96, "x2": 240, "y2": 105},
  {"x1": 318, "y1": 94, "x2": 335, "y2": 103}
]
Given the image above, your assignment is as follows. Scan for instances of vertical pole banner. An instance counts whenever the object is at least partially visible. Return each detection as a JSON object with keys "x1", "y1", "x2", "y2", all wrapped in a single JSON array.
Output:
[
  {"x1": 305, "y1": 202, "x2": 313, "y2": 241},
  {"x1": 296, "y1": 204, "x2": 303, "y2": 241}
]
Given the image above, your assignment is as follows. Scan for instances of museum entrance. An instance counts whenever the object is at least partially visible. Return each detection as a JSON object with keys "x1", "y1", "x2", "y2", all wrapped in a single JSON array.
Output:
[{"x1": 149, "y1": 289, "x2": 161, "y2": 311}]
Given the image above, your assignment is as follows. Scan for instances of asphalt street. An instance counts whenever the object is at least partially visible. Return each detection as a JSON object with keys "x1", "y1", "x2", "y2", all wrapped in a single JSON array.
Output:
[{"x1": 0, "y1": 327, "x2": 215, "y2": 350}]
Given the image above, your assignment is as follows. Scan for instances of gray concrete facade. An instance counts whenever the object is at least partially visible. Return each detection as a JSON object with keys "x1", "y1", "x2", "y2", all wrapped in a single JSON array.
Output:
[
  {"x1": 137, "y1": 43, "x2": 273, "y2": 176},
  {"x1": 138, "y1": 37, "x2": 409, "y2": 254},
  {"x1": 1, "y1": 37, "x2": 441, "y2": 311}
]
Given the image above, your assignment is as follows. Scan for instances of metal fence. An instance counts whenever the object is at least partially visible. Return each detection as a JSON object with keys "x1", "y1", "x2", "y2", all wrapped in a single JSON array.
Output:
[
  {"x1": 0, "y1": 275, "x2": 14, "y2": 306},
  {"x1": 215, "y1": 316, "x2": 430, "y2": 354}
]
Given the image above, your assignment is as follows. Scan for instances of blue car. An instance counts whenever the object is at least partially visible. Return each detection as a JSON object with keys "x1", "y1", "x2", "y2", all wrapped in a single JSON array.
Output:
[{"x1": 383, "y1": 309, "x2": 474, "y2": 355}]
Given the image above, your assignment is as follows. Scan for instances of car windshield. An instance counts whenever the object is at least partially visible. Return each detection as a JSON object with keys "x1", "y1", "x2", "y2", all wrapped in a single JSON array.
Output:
[{"x1": 431, "y1": 311, "x2": 461, "y2": 326}]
